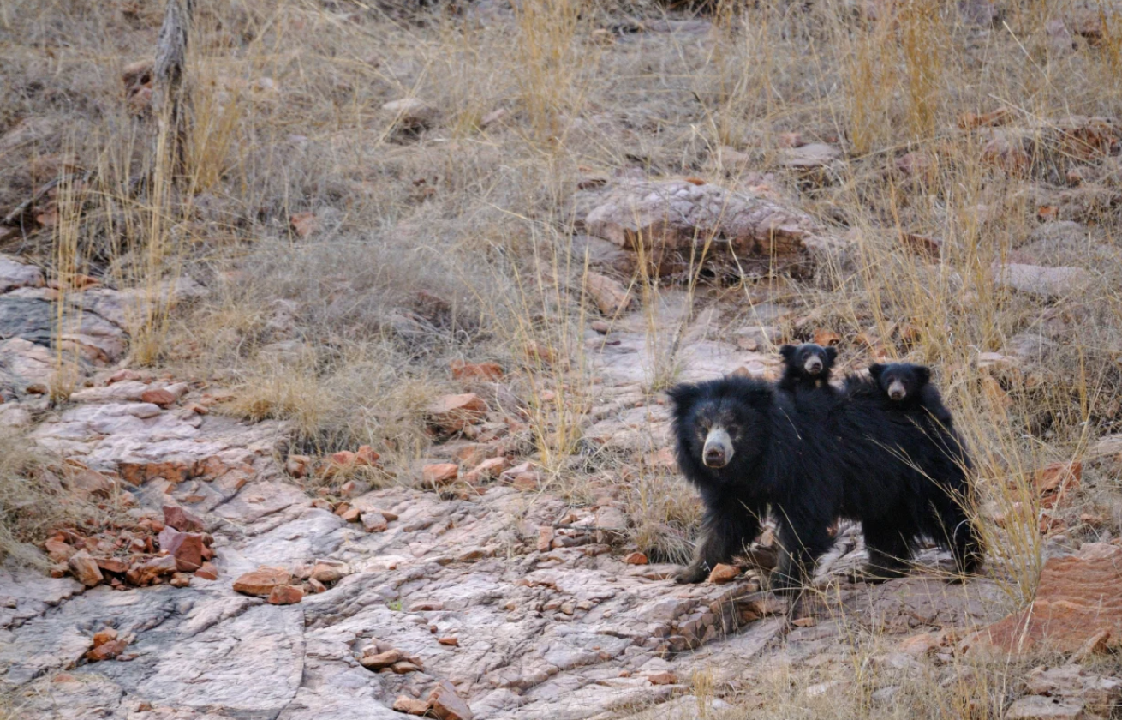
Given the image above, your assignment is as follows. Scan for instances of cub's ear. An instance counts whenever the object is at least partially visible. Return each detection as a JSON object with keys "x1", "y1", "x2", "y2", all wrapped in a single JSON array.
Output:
[
  {"x1": 825, "y1": 346, "x2": 839, "y2": 362},
  {"x1": 868, "y1": 363, "x2": 886, "y2": 379},
  {"x1": 666, "y1": 383, "x2": 702, "y2": 414},
  {"x1": 915, "y1": 365, "x2": 931, "y2": 385},
  {"x1": 779, "y1": 345, "x2": 796, "y2": 360}
]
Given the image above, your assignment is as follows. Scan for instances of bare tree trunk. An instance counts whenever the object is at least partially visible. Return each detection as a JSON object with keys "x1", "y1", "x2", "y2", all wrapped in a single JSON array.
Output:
[{"x1": 153, "y1": 0, "x2": 194, "y2": 182}]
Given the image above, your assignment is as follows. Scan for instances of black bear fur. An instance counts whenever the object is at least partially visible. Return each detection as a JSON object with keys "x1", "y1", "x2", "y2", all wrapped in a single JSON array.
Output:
[{"x1": 667, "y1": 374, "x2": 981, "y2": 589}]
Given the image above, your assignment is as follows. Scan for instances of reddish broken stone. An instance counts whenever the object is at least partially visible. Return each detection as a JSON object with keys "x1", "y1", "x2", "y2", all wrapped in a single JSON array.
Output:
[
  {"x1": 139, "y1": 387, "x2": 177, "y2": 407},
  {"x1": 95, "y1": 557, "x2": 129, "y2": 575},
  {"x1": 359, "y1": 649, "x2": 402, "y2": 670},
  {"x1": 86, "y1": 638, "x2": 128, "y2": 662},
  {"x1": 68, "y1": 550, "x2": 104, "y2": 586},
  {"x1": 361, "y1": 512, "x2": 388, "y2": 532},
  {"x1": 450, "y1": 360, "x2": 504, "y2": 381},
  {"x1": 195, "y1": 562, "x2": 219, "y2": 580},
  {"x1": 233, "y1": 567, "x2": 292, "y2": 596},
  {"x1": 438, "y1": 637, "x2": 459, "y2": 646},
  {"x1": 428, "y1": 680, "x2": 474, "y2": 720},
  {"x1": 963, "y1": 543, "x2": 1122, "y2": 657},
  {"x1": 426, "y1": 393, "x2": 486, "y2": 433},
  {"x1": 170, "y1": 573, "x2": 191, "y2": 588},
  {"x1": 267, "y1": 584, "x2": 304, "y2": 605},
  {"x1": 537, "y1": 527, "x2": 554, "y2": 552},
  {"x1": 623, "y1": 552, "x2": 649, "y2": 565},
  {"x1": 125, "y1": 555, "x2": 177, "y2": 586},
  {"x1": 1035, "y1": 461, "x2": 1082, "y2": 509},
  {"x1": 707, "y1": 564, "x2": 741, "y2": 584},
  {"x1": 163, "y1": 505, "x2": 205, "y2": 533},
  {"x1": 422, "y1": 463, "x2": 459, "y2": 486},
  {"x1": 286, "y1": 454, "x2": 312, "y2": 478},
  {"x1": 45, "y1": 538, "x2": 75, "y2": 563},
  {"x1": 647, "y1": 672, "x2": 678, "y2": 685},
  {"x1": 310, "y1": 561, "x2": 347, "y2": 583},
  {"x1": 157, "y1": 527, "x2": 204, "y2": 572},
  {"x1": 464, "y1": 457, "x2": 507, "y2": 484},
  {"x1": 92, "y1": 628, "x2": 117, "y2": 647},
  {"x1": 393, "y1": 696, "x2": 431, "y2": 716}
]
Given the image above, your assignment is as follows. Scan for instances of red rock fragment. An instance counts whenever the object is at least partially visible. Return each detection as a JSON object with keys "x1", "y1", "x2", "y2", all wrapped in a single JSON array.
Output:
[
  {"x1": 163, "y1": 505, "x2": 205, "y2": 532},
  {"x1": 157, "y1": 527, "x2": 204, "y2": 572},
  {"x1": 393, "y1": 696, "x2": 431, "y2": 716},
  {"x1": 422, "y1": 463, "x2": 459, "y2": 487},
  {"x1": 450, "y1": 360, "x2": 504, "y2": 381},
  {"x1": 195, "y1": 562, "x2": 219, "y2": 580},
  {"x1": 623, "y1": 552, "x2": 649, "y2": 565},
  {"x1": 86, "y1": 638, "x2": 128, "y2": 662},
  {"x1": 428, "y1": 680, "x2": 474, "y2": 720},
  {"x1": 707, "y1": 563, "x2": 741, "y2": 584},
  {"x1": 647, "y1": 672, "x2": 678, "y2": 685},
  {"x1": 140, "y1": 387, "x2": 177, "y2": 407},
  {"x1": 68, "y1": 550, "x2": 104, "y2": 586},
  {"x1": 425, "y1": 393, "x2": 486, "y2": 433},
  {"x1": 267, "y1": 584, "x2": 304, "y2": 605},
  {"x1": 233, "y1": 567, "x2": 292, "y2": 596}
]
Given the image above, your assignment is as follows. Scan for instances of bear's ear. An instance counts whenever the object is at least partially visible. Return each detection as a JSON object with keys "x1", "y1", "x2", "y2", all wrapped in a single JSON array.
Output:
[
  {"x1": 779, "y1": 345, "x2": 796, "y2": 360},
  {"x1": 868, "y1": 363, "x2": 886, "y2": 379},
  {"x1": 825, "y1": 346, "x2": 838, "y2": 362},
  {"x1": 915, "y1": 365, "x2": 931, "y2": 385},
  {"x1": 666, "y1": 383, "x2": 701, "y2": 414}
]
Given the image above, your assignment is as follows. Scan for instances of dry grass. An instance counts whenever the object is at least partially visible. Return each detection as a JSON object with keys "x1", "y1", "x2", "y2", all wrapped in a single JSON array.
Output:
[{"x1": 3, "y1": 0, "x2": 1122, "y2": 713}]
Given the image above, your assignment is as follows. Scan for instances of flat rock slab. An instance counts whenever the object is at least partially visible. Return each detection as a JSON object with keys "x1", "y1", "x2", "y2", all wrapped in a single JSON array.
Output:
[{"x1": 963, "y1": 543, "x2": 1122, "y2": 657}]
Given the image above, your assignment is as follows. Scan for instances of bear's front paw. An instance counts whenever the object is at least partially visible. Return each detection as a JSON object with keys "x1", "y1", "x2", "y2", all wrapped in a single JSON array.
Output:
[{"x1": 674, "y1": 564, "x2": 708, "y2": 584}]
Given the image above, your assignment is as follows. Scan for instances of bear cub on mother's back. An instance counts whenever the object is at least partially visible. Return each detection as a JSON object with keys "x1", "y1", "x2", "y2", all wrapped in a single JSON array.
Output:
[
  {"x1": 778, "y1": 344, "x2": 838, "y2": 394},
  {"x1": 868, "y1": 362, "x2": 953, "y2": 427}
]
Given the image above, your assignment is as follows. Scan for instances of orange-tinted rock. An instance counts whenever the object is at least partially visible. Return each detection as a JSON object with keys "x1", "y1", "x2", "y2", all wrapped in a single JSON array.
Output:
[
  {"x1": 359, "y1": 649, "x2": 402, "y2": 669},
  {"x1": 108, "y1": 368, "x2": 144, "y2": 384},
  {"x1": 355, "y1": 445, "x2": 380, "y2": 465},
  {"x1": 391, "y1": 661, "x2": 422, "y2": 674},
  {"x1": 195, "y1": 562, "x2": 219, "y2": 580},
  {"x1": 92, "y1": 628, "x2": 117, "y2": 647},
  {"x1": 464, "y1": 457, "x2": 507, "y2": 484},
  {"x1": 707, "y1": 563, "x2": 741, "y2": 584},
  {"x1": 233, "y1": 567, "x2": 292, "y2": 596},
  {"x1": 623, "y1": 552, "x2": 649, "y2": 565},
  {"x1": 306, "y1": 578, "x2": 326, "y2": 594},
  {"x1": 537, "y1": 526, "x2": 554, "y2": 552},
  {"x1": 286, "y1": 454, "x2": 312, "y2": 478},
  {"x1": 95, "y1": 557, "x2": 129, "y2": 575},
  {"x1": 157, "y1": 527, "x2": 204, "y2": 572},
  {"x1": 393, "y1": 696, "x2": 431, "y2": 715},
  {"x1": 163, "y1": 505, "x2": 205, "y2": 532},
  {"x1": 68, "y1": 550, "x2": 104, "y2": 586},
  {"x1": 310, "y1": 561, "x2": 346, "y2": 583},
  {"x1": 962, "y1": 543, "x2": 1122, "y2": 657},
  {"x1": 86, "y1": 638, "x2": 128, "y2": 662},
  {"x1": 428, "y1": 680, "x2": 474, "y2": 720},
  {"x1": 426, "y1": 394, "x2": 486, "y2": 433},
  {"x1": 125, "y1": 555, "x2": 177, "y2": 586},
  {"x1": 45, "y1": 538, "x2": 75, "y2": 563},
  {"x1": 140, "y1": 387, "x2": 177, "y2": 407},
  {"x1": 120, "y1": 460, "x2": 195, "y2": 485},
  {"x1": 438, "y1": 637, "x2": 459, "y2": 646},
  {"x1": 422, "y1": 463, "x2": 459, "y2": 486},
  {"x1": 647, "y1": 672, "x2": 678, "y2": 685},
  {"x1": 450, "y1": 361, "x2": 504, "y2": 381},
  {"x1": 1035, "y1": 461, "x2": 1082, "y2": 509},
  {"x1": 170, "y1": 573, "x2": 191, "y2": 588},
  {"x1": 67, "y1": 468, "x2": 115, "y2": 499},
  {"x1": 267, "y1": 584, "x2": 304, "y2": 605}
]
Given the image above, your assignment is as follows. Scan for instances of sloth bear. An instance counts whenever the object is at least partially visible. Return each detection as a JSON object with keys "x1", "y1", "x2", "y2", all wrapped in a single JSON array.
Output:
[
  {"x1": 668, "y1": 373, "x2": 980, "y2": 588},
  {"x1": 868, "y1": 362, "x2": 954, "y2": 427},
  {"x1": 778, "y1": 344, "x2": 838, "y2": 399}
]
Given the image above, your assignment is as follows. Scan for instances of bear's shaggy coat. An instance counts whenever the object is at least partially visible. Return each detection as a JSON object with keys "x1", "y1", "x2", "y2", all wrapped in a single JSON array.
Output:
[{"x1": 668, "y1": 375, "x2": 979, "y2": 587}]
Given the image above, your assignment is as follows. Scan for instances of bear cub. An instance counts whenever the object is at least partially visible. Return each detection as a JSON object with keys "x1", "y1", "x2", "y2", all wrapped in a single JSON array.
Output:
[
  {"x1": 778, "y1": 343, "x2": 838, "y2": 394},
  {"x1": 868, "y1": 362, "x2": 953, "y2": 427}
]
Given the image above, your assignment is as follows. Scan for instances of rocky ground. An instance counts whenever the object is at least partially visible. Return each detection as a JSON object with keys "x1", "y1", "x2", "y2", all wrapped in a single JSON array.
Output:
[{"x1": 0, "y1": 242, "x2": 1119, "y2": 719}]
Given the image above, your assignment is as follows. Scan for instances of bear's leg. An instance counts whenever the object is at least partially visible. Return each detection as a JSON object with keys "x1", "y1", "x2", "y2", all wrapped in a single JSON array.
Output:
[
  {"x1": 947, "y1": 509, "x2": 983, "y2": 579},
  {"x1": 854, "y1": 521, "x2": 912, "y2": 582},
  {"x1": 771, "y1": 519, "x2": 834, "y2": 593},
  {"x1": 676, "y1": 503, "x2": 762, "y2": 584}
]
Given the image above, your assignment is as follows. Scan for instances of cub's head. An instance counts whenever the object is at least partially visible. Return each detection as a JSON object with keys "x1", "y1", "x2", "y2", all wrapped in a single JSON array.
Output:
[
  {"x1": 779, "y1": 343, "x2": 838, "y2": 380},
  {"x1": 666, "y1": 377, "x2": 771, "y2": 473},
  {"x1": 869, "y1": 363, "x2": 931, "y2": 403}
]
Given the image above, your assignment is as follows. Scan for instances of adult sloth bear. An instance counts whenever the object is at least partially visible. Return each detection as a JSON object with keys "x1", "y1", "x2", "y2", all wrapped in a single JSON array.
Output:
[{"x1": 667, "y1": 374, "x2": 979, "y2": 588}]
